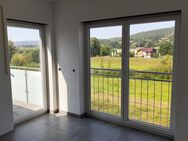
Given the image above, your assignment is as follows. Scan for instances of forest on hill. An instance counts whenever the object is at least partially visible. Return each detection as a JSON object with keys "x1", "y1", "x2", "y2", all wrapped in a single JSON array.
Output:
[
  {"x1": 95, "y1": 27, "x2": 174, "y2": 49},
  {"x1": 90, "y1": 27, "x2": 174, "y2": 57}
]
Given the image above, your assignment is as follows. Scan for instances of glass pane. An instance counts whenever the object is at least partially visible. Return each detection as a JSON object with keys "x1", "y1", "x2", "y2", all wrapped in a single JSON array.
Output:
[
  {"x1": 90, "y1": 26, "x2": 122, "y2": 117},
  {"x1": 128, "y1": 21, "x2": 175, "y2": 128},
  {"x1": 7, "y1": 26, "x2": 44, "y2": 121}
]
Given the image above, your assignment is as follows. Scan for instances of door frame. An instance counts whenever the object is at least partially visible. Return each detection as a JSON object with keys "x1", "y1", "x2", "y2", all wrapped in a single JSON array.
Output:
[
  {"x1": 85, "y1": 11, "x2": 180, "y2": 137},
  {"x1": 85, "y1": 21, "x2": 125, "y2": 123},
  {"x1": 123, "y1": 13, "x2": 181, "y2": 137},
  {"x1": 7, "y1": 20, "x2": 49, "y2": 123}
]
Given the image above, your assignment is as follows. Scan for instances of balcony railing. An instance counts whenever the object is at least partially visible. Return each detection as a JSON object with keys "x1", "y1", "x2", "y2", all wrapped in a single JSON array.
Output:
[
  {"x1": 91, "y1": 68, "x2": 121, "y2": 117},
  {"x1": 90, "y1": 68, "x2": 172, "y2": 128},
  {"x1": 10, "y1": 67, "x2": 44, "y2": 108}
]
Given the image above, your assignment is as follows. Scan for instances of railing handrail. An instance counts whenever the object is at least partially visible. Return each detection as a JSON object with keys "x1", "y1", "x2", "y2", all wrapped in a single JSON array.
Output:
[
  {"x1": 91, "y1": 68, "x2": 172, "y2": 75},
  {"x1": 129, "y1": 77, "x2": 172, "y2": 82},
  {"x1": 91, "y1": 68, "x2": 120, "y2": 72},
  {"x1": 10, "y1": 66, "x2": 40, "y2": 71},
  {"x1": 130, "y1": 70, "x2": 172, "y2": 75}
]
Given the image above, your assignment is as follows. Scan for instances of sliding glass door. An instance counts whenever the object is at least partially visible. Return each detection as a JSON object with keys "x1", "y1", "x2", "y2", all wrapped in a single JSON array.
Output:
[
  {"x1": 128, "y1": 20, "x2": 176, "y2": 129},
  {"x1": 86, "y1": 13, "x2": 180, "y2": 135},
  {"x1": 88, "y1": 25, "x2": 123, "y2": 118},
  {"x1": 7, "y1": 21, "x2": 47, "y2": 123}
]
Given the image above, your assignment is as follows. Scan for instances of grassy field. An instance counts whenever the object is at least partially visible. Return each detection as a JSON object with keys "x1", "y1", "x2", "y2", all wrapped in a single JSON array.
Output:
[
  {"x1": 91, "y1": 56, "x2": 162, "y2": 70},
  {"x1": 90, "y1": 56, "x2": 172, "y2": 128}
]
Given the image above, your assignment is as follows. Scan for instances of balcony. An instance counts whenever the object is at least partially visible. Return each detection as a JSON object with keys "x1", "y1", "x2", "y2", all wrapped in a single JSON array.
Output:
[{"x1": 10, "y1": 67, "x2": 44, "y2": 121}]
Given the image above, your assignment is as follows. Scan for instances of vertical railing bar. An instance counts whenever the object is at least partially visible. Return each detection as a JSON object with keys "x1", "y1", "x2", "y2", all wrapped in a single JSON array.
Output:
[
  {"x1": 104, "y1": 75, "x2": 106, "y2": 113},
  {"x1": 147, "y1": 79, "x2": 149, "y2": 122},
  {"x1": 160, "y1": 81, "x2": 163, "y2": 126},
  {"x1": 106, "y1": 76, "x2": 108, "y2": 114},
  {"x1": 140, "y1": 79, "x2": 142, "y2": 121},
  {"x1": 119, "y1": 75, "x2": 121, "y2": 117},
  {"x1": 153, "y1": 81, "x2": 156, "y2": 125},
  {"x1": 93, "y1": 74, "x2": 95, "y2": 110},
  {"x1": 112, "y1": 77, "x2": 114, "y2": 115},
  {"x1": 167, "y1": 81, "x2": 170, "y2": 128},
  {"x1": 134, "y1": 78, "x2": 136, "y2": 119},
  {"x1": 109, "y1": 77, "x2": 111, "y2": 114},
  {"x1": 98, "y1": 75, "x2": 99, "y2": 111},
  {"x1": 107, "y1": 75, "x2": 109, "y2": 113},
  {"x1": 119, "y1": 77, "x2": 121, "y2": 116},
  {"x1": 117, "y1": 77, "x2": 119, "y2": 116},
  {"x1": 102, "y1": 70, "x2": 104, "y2": 113}
]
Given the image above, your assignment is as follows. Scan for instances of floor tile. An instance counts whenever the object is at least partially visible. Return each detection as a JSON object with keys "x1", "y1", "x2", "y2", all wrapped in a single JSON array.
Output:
[{"x1": 0, "y1": 114, "x2": 173, "y2": 141}]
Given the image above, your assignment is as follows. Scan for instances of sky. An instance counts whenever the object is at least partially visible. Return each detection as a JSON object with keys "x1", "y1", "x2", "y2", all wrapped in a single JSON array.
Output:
[
  {"x1": 90, "y1": 20, "x2": 175, "y2": 39},
  {"x1": 7, "y1": 20, "x2": 175, "y2": 41},
  {"x1": 7, "y1": 26, "x2": 40, "y2": 42}
]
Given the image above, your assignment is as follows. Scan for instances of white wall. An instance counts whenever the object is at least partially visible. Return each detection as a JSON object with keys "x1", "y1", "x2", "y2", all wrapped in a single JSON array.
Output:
[
  {"x1": 0, "y1": 0, "x2": 56, "y2": 135},
  {"x1": 54, "y1": 0, "x2": 188, "y2": 140},
  {"x1": 0, "y1": 7, "x2": 13, "y2": 135}
]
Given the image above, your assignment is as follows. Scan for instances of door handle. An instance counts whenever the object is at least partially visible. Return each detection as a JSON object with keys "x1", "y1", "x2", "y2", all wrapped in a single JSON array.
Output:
[{"x1": 10, "y1": 73, "x2": 15, "y2": 77}]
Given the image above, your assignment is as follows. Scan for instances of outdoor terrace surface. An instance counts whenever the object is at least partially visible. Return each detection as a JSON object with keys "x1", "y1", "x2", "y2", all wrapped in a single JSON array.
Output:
[{"x1": 13, "y1": 100, "x2": 43, "y2": 122}]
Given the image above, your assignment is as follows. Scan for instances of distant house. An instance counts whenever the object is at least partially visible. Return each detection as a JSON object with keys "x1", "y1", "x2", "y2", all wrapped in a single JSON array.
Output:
[
  {"x1": 111, "y1": 49, "x2": 122, "y2": 56},
  {"x1": 135, "y1": 47, "x2": 156, "y2": 58},
  {"x1": 129, "y1": 48, "x2": 137, "y2": 53}
]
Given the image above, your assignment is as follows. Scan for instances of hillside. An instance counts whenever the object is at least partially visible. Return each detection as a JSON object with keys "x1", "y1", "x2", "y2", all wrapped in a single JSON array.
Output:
[
  {"x1": 97, "y1": 27, "x2": 174, "y2": 49},
  {"x1": 99, "y1": 37, "x2": 122, "y2": 48},
  {"x1": 130, "y1": 27, "x2": 174, "y2": 41},
  {"x1": 14, "y1": 41, "x2": 39, "y2": 47}
]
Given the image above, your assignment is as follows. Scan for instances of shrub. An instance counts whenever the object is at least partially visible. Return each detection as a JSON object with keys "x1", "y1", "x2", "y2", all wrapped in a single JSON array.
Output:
[
  {"x1": 159, "y1": 41, "x2": 173, "y2": 56},
  {"x1": 27, "y1": 48, "x2": 40, "y2": 63},
  {"x1": 129, "y1": 51, "x2": 135, "y2": 57},
  {"x1": 100, "y1": 58, "x2": 104, "y2": 68},
  {"x1": 11, "y1": 54, "x2": 29, "y2": 67},
  {"x1": 152, "y1": 52, "x2": 159, "y2": 58},
  {"x1": 10, "y1": 47, "x2": 40, "y2": 68},
  {"x1": 130, "y1": 55, "x2": 173, "y2": 80},
  {"x1": 100, "y1": 45, "x2": 110, "y2": 56}
]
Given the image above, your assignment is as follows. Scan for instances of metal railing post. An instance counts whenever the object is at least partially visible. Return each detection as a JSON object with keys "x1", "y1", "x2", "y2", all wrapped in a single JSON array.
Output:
[{"x1": 25, "y1": 70, "x2": 29, "y2": 103}]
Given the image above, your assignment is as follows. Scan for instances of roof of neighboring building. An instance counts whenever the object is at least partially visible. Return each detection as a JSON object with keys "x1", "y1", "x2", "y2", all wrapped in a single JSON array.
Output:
[{"x1": 136, "y1": 47, "x2": 156, "y2": 53}]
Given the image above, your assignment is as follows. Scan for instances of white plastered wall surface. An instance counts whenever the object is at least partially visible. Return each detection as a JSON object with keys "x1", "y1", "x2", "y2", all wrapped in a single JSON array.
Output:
[
  {"x1": 0, "y1": 4, "x2": 13, "y2": 135},
  {"x1": 54, "y1": 0, "x2": 188, "y2": 140},
  {"x1": 0, "y1": 0, "x2": 57, "y2": 135}
]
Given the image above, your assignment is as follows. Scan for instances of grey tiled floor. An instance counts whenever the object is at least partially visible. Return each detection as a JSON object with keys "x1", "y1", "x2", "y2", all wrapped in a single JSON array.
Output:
[{"x1": 0, "y1": 114, "x2": 173, "y2": 141}]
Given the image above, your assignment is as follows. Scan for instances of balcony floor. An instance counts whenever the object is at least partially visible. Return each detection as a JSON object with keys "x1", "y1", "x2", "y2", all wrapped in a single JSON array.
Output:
[
  {"x1": 13, "y1": 100, "x2": 43, "y2": 121},
  {"x1": 0, "y1": 114, "x2": 172, "y2": 141}
]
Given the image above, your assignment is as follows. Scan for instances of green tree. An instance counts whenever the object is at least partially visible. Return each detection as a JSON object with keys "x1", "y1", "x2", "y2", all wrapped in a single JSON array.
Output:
[
  {"x1": 145, "y1": 40, "x2": 153, "y2": 47},
  {"x1": 8, "y1": 41, "x2": 16, "y2": 61},
  {"x1": 109, "y1": 41, "x2": 121, "y2": 48},
  {"x1": 90, "y1": 37, "x2": 101, "y2": 56},
  {"x1": 11, "y1": 54, "x2": 29, "y2": 66},
  {"x1": 27, "y1": 48, "x2": 40, "y2": 63},
  {"x1": 130, "y1": 42, "x2": 137, "y2": 49},
  {"x1": 160, "y1": 55, "x2": 173, "y2": 73},
  {"x1": 159, "y1": 41, "x2": 173, "y2": 56},
  {"x1": 136, "y1": 40, "x2": 145, "y2": 47},
  {"x1": 100, "y1": 45, "x2": 110, "y2": 56}
]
